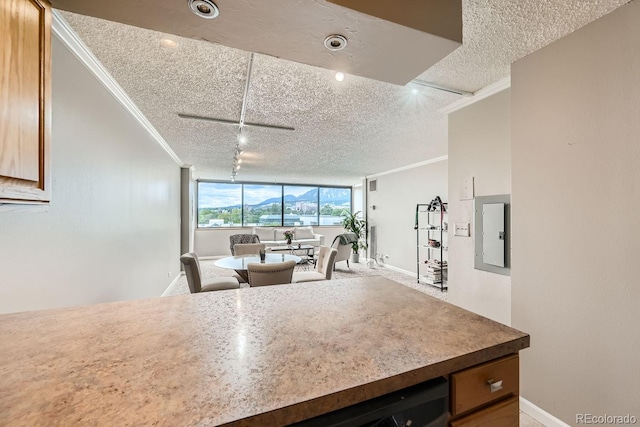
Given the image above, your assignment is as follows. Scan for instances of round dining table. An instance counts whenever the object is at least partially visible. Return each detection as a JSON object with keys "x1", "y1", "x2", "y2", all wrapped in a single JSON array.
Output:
[{"x1": 214, "y1": 253, "x2": 301, "y2": 283}]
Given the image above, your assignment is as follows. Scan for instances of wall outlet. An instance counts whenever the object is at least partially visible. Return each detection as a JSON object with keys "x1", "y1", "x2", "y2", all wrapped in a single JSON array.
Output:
[
  {"x1": 167, "y1": 272, "x2": 171, "y2": 278},
  {"x1": 454, "y1": 223, "x2": 470, "y2": 237}
]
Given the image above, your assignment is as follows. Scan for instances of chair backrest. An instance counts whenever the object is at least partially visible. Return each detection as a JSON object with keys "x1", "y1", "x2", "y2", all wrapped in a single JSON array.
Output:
[
  {"x1": 331, "y1": 236, "x2": 352, "y2": 263},
  {"x1": 247, "y1": 260, "x2": 296, "y2": 287},
  {"x1": 180, "y1": 252, "x2": 202, "y2": 293},
  {"x1": 229, "y1": 234, "x2": 260, "y2": 255},
  {"x1": 315, "y1": 246, "x2": 339, "y2": 279},
  {"x1": 233, "y1": 243, "x2": 266, "y2": 256}
]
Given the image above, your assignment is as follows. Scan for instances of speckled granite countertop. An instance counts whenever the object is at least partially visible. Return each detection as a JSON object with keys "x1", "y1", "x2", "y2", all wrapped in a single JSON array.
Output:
[{"x1": 0, "y1": 277, "x2": 529, "y2": 426}]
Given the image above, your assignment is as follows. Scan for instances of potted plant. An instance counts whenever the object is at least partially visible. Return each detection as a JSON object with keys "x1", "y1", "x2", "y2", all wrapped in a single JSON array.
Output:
[{"x1": 341, "y1": 211, "x2": 368, "y2": 263}]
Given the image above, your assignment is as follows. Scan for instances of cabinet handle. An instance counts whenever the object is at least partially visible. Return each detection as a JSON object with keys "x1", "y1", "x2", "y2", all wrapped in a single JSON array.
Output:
[{"x1": 487, "y1": 379, "x2": 503, "y2": 393}]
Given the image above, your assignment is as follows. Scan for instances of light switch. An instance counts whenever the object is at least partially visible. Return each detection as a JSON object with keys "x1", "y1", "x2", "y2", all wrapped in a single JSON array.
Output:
[
  {"x1": 454, "y1": 223, "x2": 470, "y2": 237},
  {"x1": 461, "y1": 176, "x2": 474, "y2": 200}
]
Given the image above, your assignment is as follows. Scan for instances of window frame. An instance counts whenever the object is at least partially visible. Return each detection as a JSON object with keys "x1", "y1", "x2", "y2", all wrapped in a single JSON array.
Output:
[{"x1": 196, "y1": 180, "x2": 352, "y2": 229}]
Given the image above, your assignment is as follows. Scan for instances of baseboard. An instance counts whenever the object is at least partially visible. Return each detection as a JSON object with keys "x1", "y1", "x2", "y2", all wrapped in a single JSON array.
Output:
[
  {"x1": 520, "y1": 397, "x2": 570, "y2": 427},
  {"x1": 162, "y1": 272, "x2": 184, "y2": 297},
  {"x1": 380, "y1": 263, "x2": 416, "y2": 278}
]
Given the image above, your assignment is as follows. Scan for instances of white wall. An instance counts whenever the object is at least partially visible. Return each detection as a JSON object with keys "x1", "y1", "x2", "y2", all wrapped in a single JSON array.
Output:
[
  {"x1": 512, "y1": 1, "x2": 640, "y2": 423},
  {"x1": 447, "y1": 90, "x2": 512, "y2": 325},
  {"x1": 366, "y1": 160, "x2": 448, "y2": 274},
  {"x1": 0, "y1": 37, "x2": 181, "y2": 314}
]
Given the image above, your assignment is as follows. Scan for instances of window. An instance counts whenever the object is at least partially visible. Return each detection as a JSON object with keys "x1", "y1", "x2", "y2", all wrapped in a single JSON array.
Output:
[
  {"x1": 320, "y1": 187, "x2": 352, "y2": 225},
  {"x1": 243, "y1": 184, "x2": 283, "y2": 226},
  {"x1": 284, "y1": 185, "x2": 318, "y2": 226},
  {"x1": 197, "y1": 181, "x2": 351, "y2": 228},
  {"x1": 197, "y1": 182, "x2": 242, "y2": 227}
]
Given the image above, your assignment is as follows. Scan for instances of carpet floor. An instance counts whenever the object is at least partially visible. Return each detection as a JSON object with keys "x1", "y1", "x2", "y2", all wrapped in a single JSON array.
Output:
[{"x1": 165, "y1": 257, "x2": 449, "y2": 301}]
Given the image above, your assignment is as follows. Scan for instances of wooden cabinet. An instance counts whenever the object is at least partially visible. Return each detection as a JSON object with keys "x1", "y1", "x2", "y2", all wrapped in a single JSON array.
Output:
[
  {"x1": 450, "y1": 354, "x2": 520, "y2": 426},
  {"x1": 450, "y1": 396, "x2": 519, "y2": 427},
  {"x1": 0, "y1": 0, "x2": 51, "y2": 203}
]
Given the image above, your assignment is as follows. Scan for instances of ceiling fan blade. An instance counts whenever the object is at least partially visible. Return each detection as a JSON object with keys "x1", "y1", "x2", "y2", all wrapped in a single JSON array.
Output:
[{"x1": 178, "y1": 113, "x2": 295, "y2": 131}]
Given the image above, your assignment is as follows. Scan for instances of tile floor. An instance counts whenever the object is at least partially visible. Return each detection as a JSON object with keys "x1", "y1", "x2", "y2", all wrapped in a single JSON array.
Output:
[{"x1": 521, "y1": 411, "x2": 546, "y2": 426}]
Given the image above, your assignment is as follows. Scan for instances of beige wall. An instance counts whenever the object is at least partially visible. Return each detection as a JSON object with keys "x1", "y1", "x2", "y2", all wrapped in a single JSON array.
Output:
[
  {"x1": 366, "y1": 160, "x2": 448, "y2": 274},
  {"x1": 447, "y1": 90, "x2": 511, "y2": 325},
  {"x1": 512, "y1": 1, "x2": 640, "y2": 423},
  {"x1": 0, "y1": 37, "x2": 181, "y2": 314}
]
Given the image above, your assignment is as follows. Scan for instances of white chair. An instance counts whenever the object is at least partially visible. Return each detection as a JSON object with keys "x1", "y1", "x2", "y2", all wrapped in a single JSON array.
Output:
[
  {"x1": 247, "y1": 260, "x2": 296, "y2": 287},
  {"x1": 180, "y1": 252, "x2": 239, "y2": 293},
  {"x1": 231, "y1": 243, "x2": 266, "y2": 283},
  {"x1": 233, "y1": 243, "x2": 266, "y2": 255},
  {"x1": 331, "y1": 234, "x2": 354, "y2": 270},
  {"x1": 292, "y1": 246, "x2": 338, "y2": 283}
]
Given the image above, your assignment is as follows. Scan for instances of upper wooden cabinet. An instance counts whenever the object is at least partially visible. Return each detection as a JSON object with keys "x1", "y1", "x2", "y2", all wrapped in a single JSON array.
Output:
[{"x1": 0, "y1": 0, "x2": 51, "y2": 204}]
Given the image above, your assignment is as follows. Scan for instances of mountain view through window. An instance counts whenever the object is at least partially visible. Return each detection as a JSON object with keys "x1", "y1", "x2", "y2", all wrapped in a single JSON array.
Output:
[{"x1": 198, "y1": 182, "x2": 351, "y2": 228}]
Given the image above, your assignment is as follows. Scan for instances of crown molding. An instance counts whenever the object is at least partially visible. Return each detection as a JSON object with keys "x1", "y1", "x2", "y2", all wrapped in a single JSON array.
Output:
[
  {"x1": 439, "y1": 76, "x2": 511, "y2": 115},
  {"x1": 51, "y1": 10, "x2": 183, "y2": 167},
  {"x1": 365, "y1": 155, "x2": 448, "y2": 179}
]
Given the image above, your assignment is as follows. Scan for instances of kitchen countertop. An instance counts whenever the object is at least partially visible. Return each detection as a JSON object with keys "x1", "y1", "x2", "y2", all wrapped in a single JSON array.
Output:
[{"x1": 0, "y1": 276, "x2": 529, "y2": 426}]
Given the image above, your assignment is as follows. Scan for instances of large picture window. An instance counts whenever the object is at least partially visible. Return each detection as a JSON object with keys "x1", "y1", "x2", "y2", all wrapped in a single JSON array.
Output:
[{"x1": 197, "y1": 182, "x2": 351, "y2": 228}]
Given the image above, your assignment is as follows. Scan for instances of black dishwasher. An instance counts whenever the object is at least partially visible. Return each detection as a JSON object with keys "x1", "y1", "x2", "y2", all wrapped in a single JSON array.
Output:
[{"x1": 289, "y1": 376, "x2": 448, "y2": 427}]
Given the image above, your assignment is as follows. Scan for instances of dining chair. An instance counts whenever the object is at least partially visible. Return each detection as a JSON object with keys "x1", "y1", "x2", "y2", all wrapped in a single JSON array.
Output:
[
  {"x1": 247, "y1": 260, "x2": 296, "y2": 287},
  {"x1": 229, "y1": 234, "x2": 260, "y2": 255},
  {"x1": 233, "y1": 243, "x2": 266, "y2": 255},
  {"x1": 230, "y1": 243, "x2": 267, "y2": 283},
  {"x1": 180, "y1": 252, "x2": 240, "y2": 293},
  {"x1": 292, "y1": 246, "x2": 338, "y2": 283}
]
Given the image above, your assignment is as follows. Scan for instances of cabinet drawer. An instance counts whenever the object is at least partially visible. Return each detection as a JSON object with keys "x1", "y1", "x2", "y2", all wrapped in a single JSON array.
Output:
[
  {"x1": 451, "y1": 354, "x2": 519, "y2": 416},
  {"x1": 450, "y1": 395, "x2": 519, "y2": 427}
]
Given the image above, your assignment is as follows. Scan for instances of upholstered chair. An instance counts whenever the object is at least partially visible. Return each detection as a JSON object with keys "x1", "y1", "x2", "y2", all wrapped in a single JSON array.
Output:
[
  {"x1": 180, "y1": 252, "x2": 240, "y2": 293},
  {"x1": 233, "y1": 243, "x2": 266, "y2": 256},
  {"x1": 247, "y1": 260, "x2": 296, "y2": 287},
  {"x1": 229, "y1": 234, "x2": 260, "y2": 255},
  {"x1": 331, "y1": 234, "x2": 354, "y2": 270},
  {"x1": 292, "y1": 246, "x2": 338, "y2": 283}
]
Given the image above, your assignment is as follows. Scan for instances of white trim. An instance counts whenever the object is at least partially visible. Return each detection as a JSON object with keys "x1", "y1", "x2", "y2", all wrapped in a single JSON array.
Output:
[
  {"x1": 51, "y1": 11, "x2": 183, "y2": 167},
  {"x1": 366, "y1": 155, "x2": 448, "y2": 179},
  {"x1": 439, "y1": 76, "x2": 511, "y2": 115},
  {"x1": 520, "y1": 397, "x2": 570, "y2": 427},
  {"x1": 161, "y1": 272, "x2": 185, "y2": 297},
  {"x1": 381, "y1": 263, "x2": 416, "y2": 278}
]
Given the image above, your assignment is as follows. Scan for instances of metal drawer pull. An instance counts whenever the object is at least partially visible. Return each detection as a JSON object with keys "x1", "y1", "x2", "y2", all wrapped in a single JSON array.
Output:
[{"x1": 487, "y1": 379, "x2": 503, "y2": 393}]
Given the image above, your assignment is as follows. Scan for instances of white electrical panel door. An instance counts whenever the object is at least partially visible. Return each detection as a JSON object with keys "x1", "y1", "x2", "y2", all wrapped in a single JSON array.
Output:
[{"x1": 482, "y1": 203, "x2": 505, "y2": 267}]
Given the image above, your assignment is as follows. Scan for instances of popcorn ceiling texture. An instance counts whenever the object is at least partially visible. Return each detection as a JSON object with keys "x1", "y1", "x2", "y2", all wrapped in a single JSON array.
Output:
[
  {"x1": 418, "y1": 0, "x2": 630, "y2": 91},
  {"x1": 61, "y1": 0, "x2": 628, "y2": 183}
]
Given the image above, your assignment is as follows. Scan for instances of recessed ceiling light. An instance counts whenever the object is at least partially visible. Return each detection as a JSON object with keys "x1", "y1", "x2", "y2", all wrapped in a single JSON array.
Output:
[
  {"x1": 335, "y1": 72, "x2": 345, "y2": 82},
  {"x1": 188, "y1": 0, "x2": 220, "y2": 19},
  {"x1": 411, "y1": 88, "x2": 419, "y2": 95},
  {"x1": 324, "y1": 35, "x2": 348, "y2": 51},
  {"x1": 238, "y1": 135, "x2": 247, "y2": 144}
]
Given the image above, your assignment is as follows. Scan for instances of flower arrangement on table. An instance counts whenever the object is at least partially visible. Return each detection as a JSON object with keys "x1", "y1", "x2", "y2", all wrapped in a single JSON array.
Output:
[{"x1": 282, "y1": 229, "x2": 294, "y2": 244}]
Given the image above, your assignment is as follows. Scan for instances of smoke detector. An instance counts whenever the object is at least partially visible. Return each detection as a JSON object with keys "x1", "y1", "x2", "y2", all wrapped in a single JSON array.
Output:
[
  {"x1": 188, "y1": 0, "x2": 219, "y2": 19},
  {"x1": 324, "y1": 35, "x2": 348, "y2": 51}
]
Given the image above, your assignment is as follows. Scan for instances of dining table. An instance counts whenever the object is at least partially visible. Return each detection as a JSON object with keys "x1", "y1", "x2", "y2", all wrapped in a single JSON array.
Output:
[{"x1": 214, "y1": 253, "x2": 301, "y2": 283}]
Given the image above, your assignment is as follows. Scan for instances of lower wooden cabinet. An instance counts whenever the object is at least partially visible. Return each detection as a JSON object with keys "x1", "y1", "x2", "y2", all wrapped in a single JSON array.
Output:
[
  {"x1": 450, "y1": 396, "x2": 519, "y2": 427},
  {"x1": 449, "y1": 354, "x2": 520, "y2": 427}
]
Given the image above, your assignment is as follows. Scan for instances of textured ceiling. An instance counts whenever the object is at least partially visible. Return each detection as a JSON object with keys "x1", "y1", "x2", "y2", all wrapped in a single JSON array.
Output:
[{"x1": 59, "y1": 0, "x2": 629, "y2": 185}]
